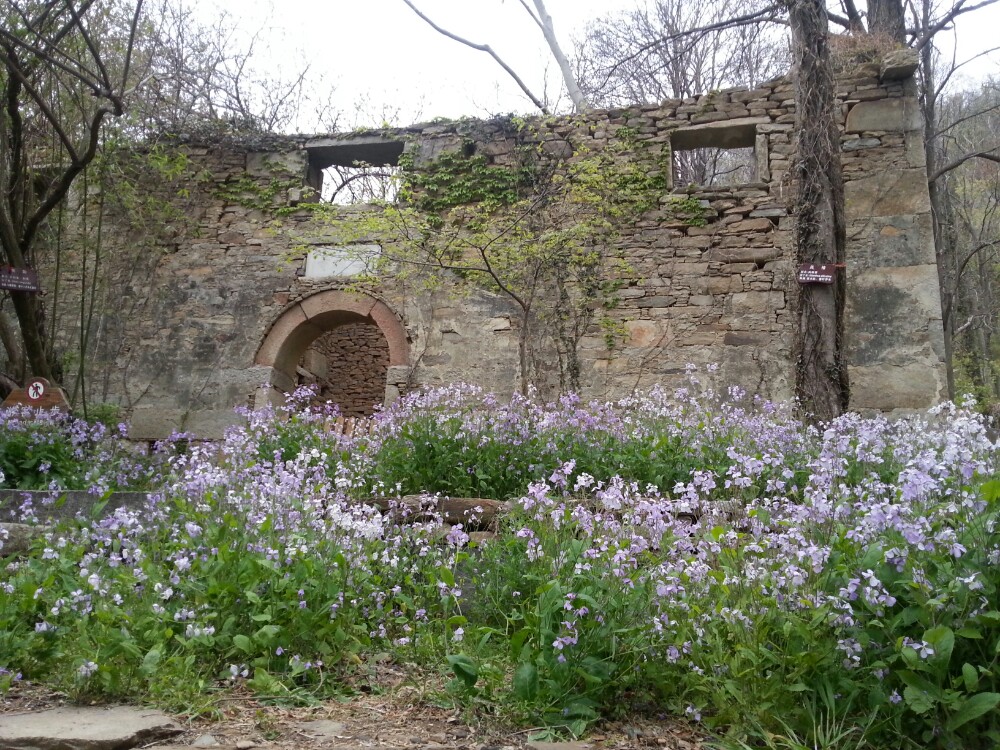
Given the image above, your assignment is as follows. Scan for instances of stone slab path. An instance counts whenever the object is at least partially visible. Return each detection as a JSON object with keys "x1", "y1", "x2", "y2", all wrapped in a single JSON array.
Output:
[
  {"x1": 0, "y1": 705, "x2": 181, "y2": 749},
  {"x1": 1, "y1": 681, "x2": 704, "y2": 750}
]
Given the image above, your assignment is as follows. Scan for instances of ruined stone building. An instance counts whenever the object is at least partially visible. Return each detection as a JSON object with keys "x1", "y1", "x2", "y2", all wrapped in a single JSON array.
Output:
[{"x1": 32, "y1": 50, "x2": 945, "y2": 439}]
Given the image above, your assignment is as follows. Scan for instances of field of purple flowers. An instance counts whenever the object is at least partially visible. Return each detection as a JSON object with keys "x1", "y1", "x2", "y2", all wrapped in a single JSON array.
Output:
[{"x1": 1, "y1": 373, "x2": 999, "y2": 749}]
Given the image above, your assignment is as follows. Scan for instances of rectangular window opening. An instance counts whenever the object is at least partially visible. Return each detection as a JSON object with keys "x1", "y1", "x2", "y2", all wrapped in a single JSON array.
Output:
[
  {"x1": 670, "y1": 120, "x2": 760, "y2": 188},
  {"x1": 305, "y1": 136, "x2": 405, "y2": 205},
  {"x1": 673, "y1": 147, "x2": 757, "y2": 188},
  {"x1": 321, "y1": 163, "x2": 401, "y2": 204}
]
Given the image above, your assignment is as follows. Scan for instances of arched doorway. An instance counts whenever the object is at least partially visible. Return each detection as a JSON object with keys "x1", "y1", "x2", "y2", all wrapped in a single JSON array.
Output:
[{"x1": 254, "y1": 290, "x2": 409, "y2": 414}]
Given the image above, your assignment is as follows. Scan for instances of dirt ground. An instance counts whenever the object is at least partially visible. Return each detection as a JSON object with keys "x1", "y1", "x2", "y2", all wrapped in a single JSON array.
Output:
[{"x1": 1, "y1": 663, "x2": 707, "y2": 750}]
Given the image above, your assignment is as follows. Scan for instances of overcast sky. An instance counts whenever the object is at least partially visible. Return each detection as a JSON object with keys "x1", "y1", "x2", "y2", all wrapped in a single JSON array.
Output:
[{"x1": 195, "y1": 0, "x2": 1000, "y2": 132}]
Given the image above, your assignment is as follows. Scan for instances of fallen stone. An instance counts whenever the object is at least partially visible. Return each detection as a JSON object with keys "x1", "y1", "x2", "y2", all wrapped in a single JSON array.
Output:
[
  {"x1": 367, "y1": 496, "x2": 506, "y2": 527},
  {"x1": 0, "y1": 706, "x2": 181, "y2": 750},
  {"x1": 192, "y1": 734, "x2": 221, "y2": 746}
]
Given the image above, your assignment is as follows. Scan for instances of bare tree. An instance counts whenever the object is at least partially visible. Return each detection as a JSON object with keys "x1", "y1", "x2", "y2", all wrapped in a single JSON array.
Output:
[
  {"x1": 577, "y1": 0, "x2": 787, "y2": 186},
  {"x1": 932, "y1": 80, "x2": 1000, "y2": 402},
  {"x1": 578, "y1": 0, "x2": 787, "y2": 107},
  {"x1": 0, "y1": 0, "x2": 144, "y2": 383},
  {"x1": 400, "y1": 0, "x2": 587, "y2": 113},
  {"x1": 128, "y1": 0, "x2": 338, "y2": 136}
]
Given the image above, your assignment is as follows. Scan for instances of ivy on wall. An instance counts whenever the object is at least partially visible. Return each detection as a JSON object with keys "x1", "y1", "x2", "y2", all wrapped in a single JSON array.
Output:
[{"x1": 314, "y1": 119, "x2": 675, "y2": 395}]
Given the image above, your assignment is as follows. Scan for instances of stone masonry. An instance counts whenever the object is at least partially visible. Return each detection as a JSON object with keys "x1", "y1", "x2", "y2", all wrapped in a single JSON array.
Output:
[
  {"x1": 298, "y1": 323, "x2": 390, "y2": 417},
  {"x1": 23, "y1": 50, "x2": 945, "y2": 438}
]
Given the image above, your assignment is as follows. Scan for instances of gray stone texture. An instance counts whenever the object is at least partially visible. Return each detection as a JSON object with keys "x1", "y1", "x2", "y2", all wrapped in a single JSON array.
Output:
[
  {"x1": 0, "y1": 706, "x2": 181, "y2": 750},
  {"x1": 845, "y1": 98, "x2": 923, "y2": 133}
]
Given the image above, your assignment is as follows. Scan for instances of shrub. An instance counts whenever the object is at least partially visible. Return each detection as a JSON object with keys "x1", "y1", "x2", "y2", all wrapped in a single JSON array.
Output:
[{"x1": 0, "y1": 405, "x2": 155, "y2": 492}]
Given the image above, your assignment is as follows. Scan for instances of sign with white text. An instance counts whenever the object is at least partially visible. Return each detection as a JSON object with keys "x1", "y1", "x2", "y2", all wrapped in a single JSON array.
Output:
[{"x1": 0, "y1": 267, "x2": 40, "y2": 292}]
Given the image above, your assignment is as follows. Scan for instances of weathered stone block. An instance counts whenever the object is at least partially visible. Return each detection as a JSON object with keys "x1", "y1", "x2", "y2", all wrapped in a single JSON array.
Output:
[
  {"x1": 844, "y1": 169, "x2": 931, "y2": 217},
  {"x1": 707, "y1": 246, "x2": 784, "y2": 263},
  {"x1": 732, "y1": 291, "x2": 785, "y2": 314},
  {"x1": 724, "y1": 331, "x2": 772, "y2": 346},
  {"x1": 850, "y1": 363, "x2": 946, "y2": 410},
  {"x1": 625, "y1": 319, "x2": 665, "y2": 347},
  {"x1": 845, "y1": 98, "x2": 922, "y2": 133},
  {"x1": 842, "y1": 138, "x2": 881, "y2": 151},
  {"x1": 246, "y1": 151, "x2": 306, "y2": 177},
  {"x1": 880, "y1": 49, "x2": 919, "y2": 81},
  {"x1": 847, "y1": 265, "x2": 943, "y2": 368},
  {"x1": 855, "y1": 215, "x2": 936, "y2": 268},
  {"x1": 636, "y1": 295, "x2": 677, "y2": 308},
  {"x1": 729, "y1": 218, "x2": 774, "y2": 233}
]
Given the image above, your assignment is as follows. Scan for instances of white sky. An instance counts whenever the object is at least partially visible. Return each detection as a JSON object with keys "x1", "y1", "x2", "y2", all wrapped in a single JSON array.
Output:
[{"x1": 194, "y1": 0, "x2": 1000, "y2": 132}]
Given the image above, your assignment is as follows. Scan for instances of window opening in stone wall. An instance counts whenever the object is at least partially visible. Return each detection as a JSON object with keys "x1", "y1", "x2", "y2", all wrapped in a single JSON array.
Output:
[
  {"x1": 297, "y1": 322, "x2": 390, "y2": 417},
  {"x1": 673, "y1": 147, "x2": 756, "y2": 187},
  {"x1": 305, "y1": 135, "x2": 404, "y2": 205},
  {"x1": 323, "y1": 163, "x2": 401, "y2": 204},
  {"x1": 670, "y1": 121, "x2": 759, "y2": 188}
]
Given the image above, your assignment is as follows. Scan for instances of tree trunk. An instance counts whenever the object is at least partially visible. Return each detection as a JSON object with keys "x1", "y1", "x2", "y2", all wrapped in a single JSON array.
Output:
[
  {"x1": 8, "y1": 288, "x2": 53, "y2": 380},
  {"x1": 530, "y1": 0, "x2": 589, "y2": 112},
  {"x1": 867, "y1": 0, "x2": 907, "y2": 43},
  {"x1": 786, "y1": 0, "x2": 849, "y2": 422},
  {"x1": 0, "y1": 309, "x2": 24, "y2": 378}
]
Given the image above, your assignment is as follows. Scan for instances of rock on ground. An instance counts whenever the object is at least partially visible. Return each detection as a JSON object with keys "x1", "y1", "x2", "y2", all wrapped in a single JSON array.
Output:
[{"x1": 0, "y1": 705, "x2": 181, "y2": 750}]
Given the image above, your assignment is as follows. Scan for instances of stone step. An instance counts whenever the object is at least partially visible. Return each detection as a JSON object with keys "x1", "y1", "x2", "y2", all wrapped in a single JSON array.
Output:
[{"x1": 0, "y1": 706, "x2": 181, "y2": 750}]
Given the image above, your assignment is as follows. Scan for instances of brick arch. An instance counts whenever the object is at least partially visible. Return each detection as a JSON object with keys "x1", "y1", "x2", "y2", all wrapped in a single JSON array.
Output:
[{"x1": 255, "y1": 290, "x2": 409, "y2": 399}]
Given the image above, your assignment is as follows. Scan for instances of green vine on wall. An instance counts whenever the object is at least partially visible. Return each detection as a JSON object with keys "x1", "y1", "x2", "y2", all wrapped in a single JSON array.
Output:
[
  {"x1": 315, "y1": 118, "x2": 674, "y2": 394},
  {"x1": 397, "y1": 144, "x2": 536, "y2": 216},
  {"x1": 662, "y1": 195, "x2": 710, "y2": 227},
  {"x1": 214, "y1": 174, "x2": 305, "y2": 215}
]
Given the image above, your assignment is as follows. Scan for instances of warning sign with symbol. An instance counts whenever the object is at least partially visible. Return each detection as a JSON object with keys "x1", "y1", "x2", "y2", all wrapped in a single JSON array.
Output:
[
  {"x1": 27, "y1": 379, "x2": 46, "y2": 400},
  {"x1": 1, "y1": 377, "x2": 70, "y2": 411}
]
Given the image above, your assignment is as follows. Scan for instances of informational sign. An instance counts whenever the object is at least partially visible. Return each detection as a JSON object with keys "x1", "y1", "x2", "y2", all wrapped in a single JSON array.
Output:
[
  {"x1": 796, "y1": 263, "x2": 836, "y2": 285},
  {"x1": 0, "y1": 266, "x2": 40, "y2": 292},
  {"x1": 1, "y1": 377, "x2": 70, "y2": 411}
]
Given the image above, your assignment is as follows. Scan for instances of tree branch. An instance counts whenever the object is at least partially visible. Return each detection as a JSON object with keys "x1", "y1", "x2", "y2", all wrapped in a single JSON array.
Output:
[
  {"x1": 3, "y1": 51, "x2": 81, "y2": 162},
  {"x1": 914, "y1": 0, "x2": 1000, "y2": 53},
  {"x1": 515, "y1": 0, "x2": 544, "y2": 32},
  {"x1": 930, "y1": 148, "x2": 1000, "y2": 182},
  {"x1": 932, "y1": 99, "x2": 1000, "y2": 140},
  {"x1": 840, "y1": 0, "x2": 865, "y2": 31},
  {"x1": 401, "y1": 0, "x2": 550, "y2": 114},
  {"x1": 64, "y1": 0, "x2": 114, "y2": 94},
  {"x1": 596, "y1": 4, "x2": 786, "y2": 89}
]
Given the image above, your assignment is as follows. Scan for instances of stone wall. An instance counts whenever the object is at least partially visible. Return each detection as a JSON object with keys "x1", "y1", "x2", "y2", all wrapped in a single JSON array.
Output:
[
  {"x1": 298, "y1": 323, "x2": 390, "y2": 417},
  {"x1": 18, "y1": 50, "x2": 946, "y2": 438}
]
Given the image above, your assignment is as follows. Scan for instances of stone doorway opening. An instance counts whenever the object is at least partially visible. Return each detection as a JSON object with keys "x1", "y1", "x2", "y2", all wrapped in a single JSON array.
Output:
[
  {"x1": 297, "y1": 322, "x2": 390, "y2": 417},
  {"x1": 254, "y1": 290, "x2": 410, "y2": 415}
]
